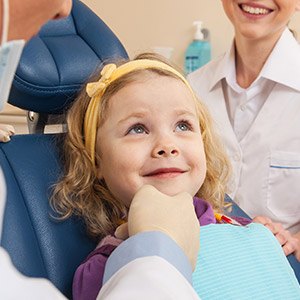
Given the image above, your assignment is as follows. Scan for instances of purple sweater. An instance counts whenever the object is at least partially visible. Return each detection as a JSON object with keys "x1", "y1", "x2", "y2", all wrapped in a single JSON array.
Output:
[{"x1": 72, "y1": 197, "x2": 248, "y2": 300}]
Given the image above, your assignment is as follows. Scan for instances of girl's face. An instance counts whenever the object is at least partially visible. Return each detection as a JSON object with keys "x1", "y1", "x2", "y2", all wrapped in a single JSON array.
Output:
[
  {"x1": 96, "y1": 74, "x2": 207, "y2": 207},
  {"x1": 221, "y1": 0, "x2": 300, "y2": 41}
]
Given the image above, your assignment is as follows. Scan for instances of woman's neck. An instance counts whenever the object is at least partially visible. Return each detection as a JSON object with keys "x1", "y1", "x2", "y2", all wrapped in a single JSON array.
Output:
[{"x1": 234, "y1": 31, "x2": 282, "y2": 89}]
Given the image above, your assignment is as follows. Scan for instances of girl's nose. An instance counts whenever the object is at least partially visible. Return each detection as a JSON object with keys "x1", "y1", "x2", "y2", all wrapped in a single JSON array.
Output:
[{"x1": 152, "y1": 143, "x2": 179, "y2": 158}]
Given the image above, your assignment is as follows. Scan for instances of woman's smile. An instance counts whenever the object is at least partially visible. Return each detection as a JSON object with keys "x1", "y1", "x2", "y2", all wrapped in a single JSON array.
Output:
[{"x1": 239, "y1": 3, "x2": 273, "y2": 19}]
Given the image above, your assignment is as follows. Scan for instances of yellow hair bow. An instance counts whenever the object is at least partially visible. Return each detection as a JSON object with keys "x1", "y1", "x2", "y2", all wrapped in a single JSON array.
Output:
[{"x1": 86, "y1": 64, "x2": 117, "y2": 98}]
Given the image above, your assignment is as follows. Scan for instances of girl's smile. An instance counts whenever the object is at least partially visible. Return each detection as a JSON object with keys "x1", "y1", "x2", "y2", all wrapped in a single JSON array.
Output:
[{"x1": 143, "y1": 167, "x2": 187, "y2": 178}]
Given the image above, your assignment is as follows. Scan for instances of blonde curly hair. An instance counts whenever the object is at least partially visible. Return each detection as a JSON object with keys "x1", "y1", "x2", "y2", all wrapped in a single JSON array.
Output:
[{"x1": 51, "y1": 53, "x2": 231, "y2": 240}]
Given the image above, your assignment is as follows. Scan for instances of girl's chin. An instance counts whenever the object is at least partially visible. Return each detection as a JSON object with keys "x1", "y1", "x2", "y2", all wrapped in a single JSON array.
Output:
[{"x1": 151, "y1": 186, "x2": 192, "y2": 197}]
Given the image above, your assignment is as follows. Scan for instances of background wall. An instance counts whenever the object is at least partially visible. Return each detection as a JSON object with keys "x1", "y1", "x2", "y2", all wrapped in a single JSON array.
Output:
[
  {"x1": 82, "y1": 0, "x2": 300, "y2": 70},
  {"x1": 2, "y1": 1, "x2": 300, "y2": 133}
]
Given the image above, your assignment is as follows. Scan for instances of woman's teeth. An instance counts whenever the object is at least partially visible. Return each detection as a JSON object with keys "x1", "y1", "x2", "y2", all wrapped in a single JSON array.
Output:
[{"x1": 241, "y1": 4, "x2": 270, "y2": 15}]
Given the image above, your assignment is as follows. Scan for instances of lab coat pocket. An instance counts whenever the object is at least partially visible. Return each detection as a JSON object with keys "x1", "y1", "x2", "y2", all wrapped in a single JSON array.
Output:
[{"x1": 267, "y1": 151, "x2": 300, "y2": 217}]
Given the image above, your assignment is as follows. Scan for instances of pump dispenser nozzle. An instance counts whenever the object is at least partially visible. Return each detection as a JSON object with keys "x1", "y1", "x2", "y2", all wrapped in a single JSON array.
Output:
[
  {"x1": 193, "y1": 21, "x2": 204, "y2": 40},
  {"x1": 184, "y1": 20, "x2": 211, "y2": 74}
]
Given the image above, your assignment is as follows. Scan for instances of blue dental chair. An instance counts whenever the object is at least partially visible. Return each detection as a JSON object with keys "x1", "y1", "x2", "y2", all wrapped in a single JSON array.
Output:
[{"x1": 0, "y1": 0, "x2": 128, "y2": 298}]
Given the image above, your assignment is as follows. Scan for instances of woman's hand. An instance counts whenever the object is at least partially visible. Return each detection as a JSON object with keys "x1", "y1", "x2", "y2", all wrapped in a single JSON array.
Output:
[
  {"x1": 253, "y1": 215, "x2": 300, "y2": 260},
  {"x1": 0, "y1": 124, "x2": 15, "y2": 142}
]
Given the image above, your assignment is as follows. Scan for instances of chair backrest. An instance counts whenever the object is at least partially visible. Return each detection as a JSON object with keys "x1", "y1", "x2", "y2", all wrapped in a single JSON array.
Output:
[{"x1": 0, "y1": 0, "x2": 128, "y2": 298}]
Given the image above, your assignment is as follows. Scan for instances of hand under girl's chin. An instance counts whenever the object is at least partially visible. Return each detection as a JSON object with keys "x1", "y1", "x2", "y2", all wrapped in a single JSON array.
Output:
[{"x1": 139, "y1": 183, "x2": 194, "y2": 199}]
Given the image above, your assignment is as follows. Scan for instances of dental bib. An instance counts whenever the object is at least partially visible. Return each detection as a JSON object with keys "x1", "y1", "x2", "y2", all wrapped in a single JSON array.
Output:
[{"x1": 192, "y1": 223, "x2": 300, "y2": 299}]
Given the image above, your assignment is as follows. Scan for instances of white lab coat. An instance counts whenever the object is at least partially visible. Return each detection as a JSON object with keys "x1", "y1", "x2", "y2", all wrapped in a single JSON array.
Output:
[
  {"x1": 188, "y1": 28, "x2": 300, "y2": 234},
  {"x1": 97, "y1": 256, "x2": 200, "y2": 300}
]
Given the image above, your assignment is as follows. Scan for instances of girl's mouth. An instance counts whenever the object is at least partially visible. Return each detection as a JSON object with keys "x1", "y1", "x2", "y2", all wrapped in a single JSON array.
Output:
[
  {"x1": 144, "y1": 168, "x2": 186, "y2": 178},
  {"x1": 239, "y1": 3, "x2": 273, "y2": 16}
]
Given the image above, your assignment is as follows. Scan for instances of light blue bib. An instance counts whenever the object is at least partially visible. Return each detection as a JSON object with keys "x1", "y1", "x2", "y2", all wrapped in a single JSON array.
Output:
[{"x1": 192, "y1": 223, "x2": 300, "y2": 300}]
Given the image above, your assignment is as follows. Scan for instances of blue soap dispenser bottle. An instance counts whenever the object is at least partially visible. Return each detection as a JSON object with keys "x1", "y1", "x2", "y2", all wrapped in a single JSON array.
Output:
[{"x1": 184, "y1": 21, "x2": 211, "y2": 75}]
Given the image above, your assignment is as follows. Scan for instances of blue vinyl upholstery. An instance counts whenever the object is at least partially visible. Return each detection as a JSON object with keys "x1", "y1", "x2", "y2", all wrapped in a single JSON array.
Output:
[{"x1": 0, "y1": 134, "x2": 96, "y2": 299}]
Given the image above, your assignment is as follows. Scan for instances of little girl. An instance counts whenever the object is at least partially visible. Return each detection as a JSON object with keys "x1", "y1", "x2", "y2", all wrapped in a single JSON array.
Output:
[{"x1": 51, "y1": 53, "x2": 235, "y2": 299}]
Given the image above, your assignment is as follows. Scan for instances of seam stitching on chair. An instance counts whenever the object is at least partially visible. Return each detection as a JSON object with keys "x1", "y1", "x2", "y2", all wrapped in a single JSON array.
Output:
[
  {"x1": 41, "y1": 38, "x2": 61, "y2": 84},
  {"x1": 14, "y1": 75, "x2": 80, "y2": 93}
]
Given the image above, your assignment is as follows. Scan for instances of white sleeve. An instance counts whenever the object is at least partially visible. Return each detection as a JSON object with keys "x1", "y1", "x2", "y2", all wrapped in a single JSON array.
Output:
[
  {"x1": 0, "y1": 247, "x2": 66, "y2": 300},
  {"x1": 98, "y1": 231, "x2": 200, "y2": 300},
  {"x1": 97, "y1": 256, "x2": 200, "y2": 300}
]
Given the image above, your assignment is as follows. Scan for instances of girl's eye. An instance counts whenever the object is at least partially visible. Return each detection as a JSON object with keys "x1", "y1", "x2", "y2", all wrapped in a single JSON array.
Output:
[
  {"x1": 175, "y1": 121, "x2": 192, "y2": 132},
  {"x1": 127, "y1": 124, "x2": 148, "y2": 135}
]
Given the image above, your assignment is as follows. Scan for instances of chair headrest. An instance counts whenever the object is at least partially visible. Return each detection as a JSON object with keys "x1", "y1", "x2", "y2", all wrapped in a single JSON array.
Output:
[{"x1": 8, "y1": 0, "x2": 128, "y2": 114}]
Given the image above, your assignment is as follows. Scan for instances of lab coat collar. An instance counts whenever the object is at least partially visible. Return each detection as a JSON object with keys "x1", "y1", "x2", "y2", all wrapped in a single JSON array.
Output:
[
  {"x1": 209, "y1": 28, "x2": 300, "y2": 92},
  {"x1": 261, "y1": 28, "x2": 300, "y2": 92},
  {"x1": 208, "y1": 42, "x2": 236, "y2": 91}
]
